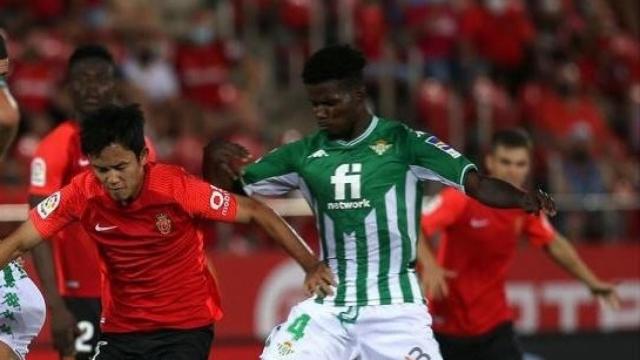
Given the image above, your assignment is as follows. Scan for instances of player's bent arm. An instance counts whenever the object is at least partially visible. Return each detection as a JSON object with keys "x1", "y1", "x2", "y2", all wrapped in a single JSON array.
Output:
[
  {"x1": 0, "y1": 220, "x2": 44, "y2": 269},
  {"x1": 0, "y1": 86, "x2": 19, "y2": 159},
  {"x1": 234, "y1": 195, "x2": 318, "y2": 271},
  {"x1": 464, "y1": 170, "x2": 556, "y2": 215}
]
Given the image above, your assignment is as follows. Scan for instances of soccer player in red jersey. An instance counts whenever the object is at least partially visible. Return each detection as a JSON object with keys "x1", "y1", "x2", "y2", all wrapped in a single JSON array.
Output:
[
  {"x1": 420, "y1": 129, "x2": 620, "y2": 360},
  {"x1": 0, "y1": 103, "x2": 333, "y2": 359},
  {"x1": 28, "y1": 44, "x2": 157, "y2": 359}
]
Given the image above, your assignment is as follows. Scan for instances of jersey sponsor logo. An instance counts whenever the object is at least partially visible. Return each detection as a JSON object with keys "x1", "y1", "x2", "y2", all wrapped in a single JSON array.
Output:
[
  {"x1": 36, "y1": 191, "x2": 60, "y2": 219},
  {"x1": 425, "y1": 136, "x2": 462, "y2": 159},
  {"x1": 328, "y1": 163, "x2": 371, "y2": 210},
  {"x1": 95, "y1": 224, "x2": 118, "y2": 232},
  {"x1": 470, "y1": 218, "x2": 489, "y2": 228},
  {"x1": 369, "y1": 139, "x2": 393, "y2": 155},
  {"x1": 155, "y1": 213, "x2": 172, "y2": 235},
  {"x1": 307, "y1": 149, "x2": 329, "y2": 158},
  {"x1": 210, "y1": 186, "x2": 232, "y2": 216},
  {"x1": 30, "y1": 157, "x2": 46, "y2": 187}
]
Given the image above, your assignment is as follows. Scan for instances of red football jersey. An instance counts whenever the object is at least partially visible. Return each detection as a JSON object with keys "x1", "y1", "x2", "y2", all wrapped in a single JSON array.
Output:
[
  {"x1": 29, "y1": 120, "x2": 156, "y2": 298},
  {"x1": 421, "y1": 187, "x2": 554, "y2": 336},
  {"x1": 29, "y1": 163, "x2": 237, "y2": 333}
]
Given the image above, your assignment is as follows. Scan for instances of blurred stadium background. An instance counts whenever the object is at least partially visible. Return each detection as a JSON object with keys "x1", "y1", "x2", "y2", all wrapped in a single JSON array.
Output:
[{"x1": 0, "y1": 0, "x2": 638, "y2": 359}]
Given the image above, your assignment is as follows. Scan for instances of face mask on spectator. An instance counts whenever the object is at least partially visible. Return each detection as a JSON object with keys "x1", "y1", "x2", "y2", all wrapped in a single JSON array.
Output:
[
  {"x1": 190, "y1": 26, "x2": 215, "y2": 45},
  {"x1": 485, "y1": 0, "x2": 508, "y2": 14}
]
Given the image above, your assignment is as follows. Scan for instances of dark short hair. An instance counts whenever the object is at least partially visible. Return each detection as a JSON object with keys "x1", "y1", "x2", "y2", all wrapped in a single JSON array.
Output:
[
  {"x1": 491, "y1": 129, "x2": 533, "y2": 152},
  {"x1": 302, "y1": 44, "x2": 366, "y2": 88},
  {"x1": 68, "y1": 44, "x2": 115, "y2": 72},
  {"x1": 81, "y1": 104, "x2": 145, "y2": 157}
]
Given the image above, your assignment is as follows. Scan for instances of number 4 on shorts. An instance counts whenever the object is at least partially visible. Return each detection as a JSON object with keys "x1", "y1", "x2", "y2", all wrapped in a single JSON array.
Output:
[{"x1": 287, "y1": 314, "x2": 311, "y2": 341}]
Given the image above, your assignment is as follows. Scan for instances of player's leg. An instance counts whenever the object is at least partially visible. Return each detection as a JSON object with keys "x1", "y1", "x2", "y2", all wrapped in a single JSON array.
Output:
[
  {"x1": 147, "y1": 326, "x2": 214, "y2": 360},
  {"x1": 356, "y1": 303, "x2": 443, "y2": 360},
  {"x1": 90, "y1": 333, "x2": 144, "y2": 360},
  {"x1": 477, "y1": 322, "x2": 523, "y2": 360},
  {"x1": 62, "y1": 297, "x2": 101, "y2": 360},
  {"x1": 434, "y1": 332, "x2": 479, "y2": 360},
  {"x1": 0, "y1": 341, "x2": 20, "y2": 360},
  {"x1": 260, "y1": 299, "x2": 355, "y2": 360}
]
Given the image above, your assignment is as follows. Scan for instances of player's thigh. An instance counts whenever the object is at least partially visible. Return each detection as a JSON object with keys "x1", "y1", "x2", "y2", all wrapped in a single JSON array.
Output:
[
  {"x1": 64, "y1": 297, "x2": 101, "y2": 359},
  {"x1": 0, "y1": 341, "x2": 20, "y2": 360},
  {"x1": 90, "y1": 339, "x2": 129, "y2": 360},
  {"x1": 260, "y1": 300, "x2": 352, "y2": 360},
  {"x1": 153, "y1": 326, "x2": 214, "y2": 360},
  {"x1": 478, "y1": 323, "x2": 523, "y2": 360},
  {"x1": 434, "y1": 332, "x2": 478, "y2": 360},
  {"x1": 357, "y1": 303, "x2": 442, "y2": 360}
]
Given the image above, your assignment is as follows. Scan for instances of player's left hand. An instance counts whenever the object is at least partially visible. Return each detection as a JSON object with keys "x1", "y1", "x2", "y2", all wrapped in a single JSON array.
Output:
[
  {"x1": 304, "y1": 261, "x2": 336, "y2": 298},
  {"x1": 522, "y1": 189, "x2": 557, "y2": 217},
  {"x1": 590, "y1": 281, "x2": 621, "y2": 310}
]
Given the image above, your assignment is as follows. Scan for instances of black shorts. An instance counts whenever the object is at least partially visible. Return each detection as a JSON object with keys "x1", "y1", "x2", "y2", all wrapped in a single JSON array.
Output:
[
  {"x1": 435, "y1": 322, "x2": 523, "y2": 360},
  {"x1": 63, "y1": 297, "x2": 101, "y2": 360},
  {"x1": 92, "y1": 326, "x2": 214, "y2": 360}
]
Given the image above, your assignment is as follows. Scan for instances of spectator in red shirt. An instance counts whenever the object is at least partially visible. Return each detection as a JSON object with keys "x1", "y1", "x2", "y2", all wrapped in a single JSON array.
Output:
[
  {"x1": 0, "y1": 104, "x2": 334, "y2": 360},
  {"x1": 419, "y1": 129, "x2": 619, "y2": 360}
]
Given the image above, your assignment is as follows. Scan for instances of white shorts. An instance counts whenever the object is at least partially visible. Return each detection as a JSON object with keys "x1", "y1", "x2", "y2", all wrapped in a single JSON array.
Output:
[
  {"x1": 260, "y1": 299, "x2": 442, "y2": 360},
  {"x1": 0, "y1": 261, "x2": 46, "y2": 360}
]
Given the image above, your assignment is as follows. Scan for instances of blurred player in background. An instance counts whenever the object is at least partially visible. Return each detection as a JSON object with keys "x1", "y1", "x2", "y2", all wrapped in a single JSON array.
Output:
[
  {"x1": 203, "y1": 44, "x2": 555, "y2": 360},
  {"x1": 28, "y1": 44, "x2": 156, "y2": 359},
  {"x1": 420, "y1": 129, "x2": 620, "y2": 360},
  {"x1": 0, "y1": 103, "x2": 333, "y2": 360},
  {"x1": 0, "y1": 32, "x2": 47, "y2": 360}
]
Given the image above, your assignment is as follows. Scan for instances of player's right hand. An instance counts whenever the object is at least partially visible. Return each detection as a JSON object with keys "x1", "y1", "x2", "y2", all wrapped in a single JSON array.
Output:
[
  {"x1": 203, "y1": 140, "x2": 251, "y2": 181},
  {"x1": 422, "y1": 264, "x2": 457, "y2": 301},
  {"x1": 50, "y1": 304, "x2": 79, "y2": 357},
  {"x1": 304, "y1": 261, "x2": 336, "y2": 298}
]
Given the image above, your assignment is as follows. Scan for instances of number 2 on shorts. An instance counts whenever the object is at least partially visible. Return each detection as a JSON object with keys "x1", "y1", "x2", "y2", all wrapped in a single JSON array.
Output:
[{"x1": 287, "y1": 314, "x2": 310, "y2": 341}]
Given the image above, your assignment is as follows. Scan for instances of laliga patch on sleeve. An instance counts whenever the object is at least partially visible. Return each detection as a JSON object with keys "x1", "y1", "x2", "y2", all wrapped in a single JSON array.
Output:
[
  {"x1": 425, "y1": 136, "x2": 462, "y2": 159},
  {"x1": 209, "y1": 186, "x2": 231, "y2": 216},
  {"x1": 37, "y1": 191, "x2": 61, "y2": 219},
  {"x1": 30, "y1": 157, "x2": 46, "y2": 187}
]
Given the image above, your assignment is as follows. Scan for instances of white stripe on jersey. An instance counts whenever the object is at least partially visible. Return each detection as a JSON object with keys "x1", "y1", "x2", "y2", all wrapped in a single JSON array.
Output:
[
  {"x1": 243, "y1": 172, "x2": 299, "y2": 196},
  {"x1": 322, "y1": 214, "x2": 338, "y2": 304},
  {"x1": 343, "y1": 231, "x2": 357, "y2": 303},
  {"x1": 405, "y1": 170, "x2": 419, "y2": 263},
  {"x1": 385, "y1": 185, "x2": 404, "y2": 300},
  {"x1": 364, "y1": 209, "x2": 381, "y2": 305}
]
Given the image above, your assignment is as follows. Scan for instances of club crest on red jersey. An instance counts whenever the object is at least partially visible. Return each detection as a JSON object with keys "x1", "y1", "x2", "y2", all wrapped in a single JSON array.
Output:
[{"x1": 155, "y1": 213, "x2": 172, "y2": 235}]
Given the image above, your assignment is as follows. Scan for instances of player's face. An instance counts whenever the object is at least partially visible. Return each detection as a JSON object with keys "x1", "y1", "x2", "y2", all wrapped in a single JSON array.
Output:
[
  {"x1": 90, "y1": 143, "x2": 148, "y2": 203},
  {"x1": 485, "y1": 145, "x2": 531, "y2": 189},
  {"x1": 69, "y1": 58, "x2": 117, "y2": 116},
  {"x1": 306, "y1": 80, "x2": 363, "y2": 139}
]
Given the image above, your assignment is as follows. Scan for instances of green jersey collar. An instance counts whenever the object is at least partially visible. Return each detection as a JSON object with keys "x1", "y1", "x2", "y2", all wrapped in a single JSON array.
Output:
[{"x1": 334, "y1": 116, "x2": 379, "y2": 147}]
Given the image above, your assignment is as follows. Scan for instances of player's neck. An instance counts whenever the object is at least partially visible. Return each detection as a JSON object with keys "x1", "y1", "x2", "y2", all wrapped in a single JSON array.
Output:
[{"x1": 343, "y1": 113, "x2": 373, "y2": 142}]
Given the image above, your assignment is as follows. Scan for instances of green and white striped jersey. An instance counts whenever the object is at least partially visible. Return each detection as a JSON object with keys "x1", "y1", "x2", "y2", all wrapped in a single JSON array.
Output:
[{"x1": 242, "y1": 117, "x2": 476, "y2": 306}]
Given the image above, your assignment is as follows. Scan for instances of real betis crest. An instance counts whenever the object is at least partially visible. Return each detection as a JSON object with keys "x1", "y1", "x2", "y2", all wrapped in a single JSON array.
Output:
[{"x1": 369, "y1": 139, "x2": 392, "y2": 155}]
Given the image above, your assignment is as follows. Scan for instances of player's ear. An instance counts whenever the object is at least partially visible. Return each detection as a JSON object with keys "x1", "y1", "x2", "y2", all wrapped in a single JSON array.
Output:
[{"x1": 139, "y1": 147, "x2": 149, "y2": 166}]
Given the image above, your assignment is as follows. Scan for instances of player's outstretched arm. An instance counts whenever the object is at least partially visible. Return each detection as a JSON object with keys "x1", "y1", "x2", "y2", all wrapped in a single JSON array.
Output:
[
  {"x1": 0, "y1": 34, "x2": 19, "y2": 159},
  {"x1": 417, "y1": 236, "x2": 456, "y2": 300},
  {"x1": 0, "y1": 220, "x2": 44, "y2": 269},
  {"x1": 234, "y1": 195, "x2": 336, "y2": 297},
  {"x1": 464, "y1": 170, "x2": 556, "y2": 216},
  {"x1": 544, "y1": 234, "x2": 620, "y2": 309}
]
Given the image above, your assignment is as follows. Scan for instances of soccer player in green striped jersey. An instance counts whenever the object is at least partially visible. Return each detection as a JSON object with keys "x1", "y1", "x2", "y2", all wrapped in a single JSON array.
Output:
[{"x1": 203, "y1": 45, "x2": 555, "y2": 360}]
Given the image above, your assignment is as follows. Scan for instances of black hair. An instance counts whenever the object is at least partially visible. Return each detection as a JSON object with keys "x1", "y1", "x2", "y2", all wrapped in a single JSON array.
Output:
[
  {"x1": 302, "y1": 44, "x2": 366, "y2": 88},
  {"x1": 81, "y1": 104, "x2": 145, "y2": 157},
  {"x1": 491, "y1": 128, "x2": 533, "y2": 152},
  {"x1": 68, "y1": 44, "x2": 115, "y2": 72}
]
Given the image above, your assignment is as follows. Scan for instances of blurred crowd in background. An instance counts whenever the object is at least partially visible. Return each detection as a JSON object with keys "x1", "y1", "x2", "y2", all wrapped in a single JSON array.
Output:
[{"x1": 0, "y1": 0, "x2": 638, "y2": 250}]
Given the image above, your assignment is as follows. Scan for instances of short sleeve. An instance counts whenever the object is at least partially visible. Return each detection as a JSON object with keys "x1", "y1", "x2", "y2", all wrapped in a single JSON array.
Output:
[
  {"x1": 241, "y1": 142, "x2": 301, "y2": 196},
  {"x1": 29, "y1": 139, "x2": 70, "y2": 196},
  {"x1": 405, "y1": 127, "x2": 477, "y2": 192},
  {"x1": 421, "y1": 188, "x2": 468, "y2": 237},
  {"x1": 175, "y1": 173, "x2": 239, "y2": 222},
  {"x1": 29, "y1": 181, "x2": 83, "y2": 239},
  {"x1": 524, "y1": 213, "x2": 555, "y2": 247}
]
